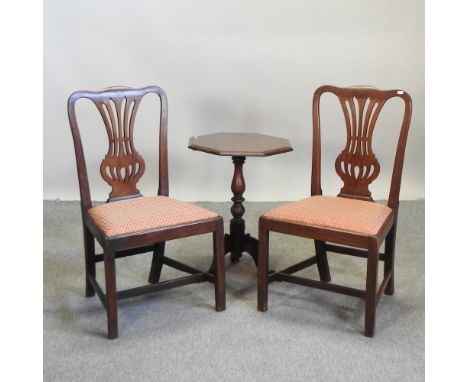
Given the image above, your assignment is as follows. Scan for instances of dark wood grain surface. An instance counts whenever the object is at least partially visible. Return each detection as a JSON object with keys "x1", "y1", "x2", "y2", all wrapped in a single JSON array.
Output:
[{"x1": 188, "y1": 132, "x2": 293, "y2": 157}]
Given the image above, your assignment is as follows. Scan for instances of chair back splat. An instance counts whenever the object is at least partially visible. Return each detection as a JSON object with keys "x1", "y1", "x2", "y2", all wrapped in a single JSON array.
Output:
[
  {"x1": 311, "y1": 85, "x2": 412, "y2": 208},
  {"x1": 67, "y1": 86, "x2": 169, "y2": 208}
]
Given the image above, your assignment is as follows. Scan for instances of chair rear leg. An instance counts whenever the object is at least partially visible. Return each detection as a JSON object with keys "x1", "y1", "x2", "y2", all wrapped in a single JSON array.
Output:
[
  {"x1": 148, "y1": 242, "x2": 165, "y2": 283},
  {"x1": 314, "y1": 240, "x2": 331, "y2": 282},
  {"x1": 384, "y1": 223, "x2": 397, "y2": 295},
  {"x1": 364, "y1": 239, "x2": 379, "y2": 338},
  {"x1": 213, "y1": 221, "x2": 226, "y2": 311},
  {"x1": 257, "y1": 221, "x2": 269, "y2": 312},
  {"x1": 83, "y1": 225, "x2": 96, "y2": 297},
  {"x1": 104, "y1": 250, "x2": 118, "y2": 339}
]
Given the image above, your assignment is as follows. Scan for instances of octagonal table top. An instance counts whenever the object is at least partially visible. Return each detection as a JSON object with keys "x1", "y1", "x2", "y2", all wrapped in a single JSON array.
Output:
[{"x1": 188, "y1": 132, "x2": 293, "y2": 157}]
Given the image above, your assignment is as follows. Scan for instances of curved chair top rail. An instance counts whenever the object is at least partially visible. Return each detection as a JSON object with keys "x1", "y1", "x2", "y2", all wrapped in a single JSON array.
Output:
[
  {"x1": 67, "y1": 86, "x2": 169, "y2": 212},
  {"x1": 68, "y1": 85, "x2": 166, "y2": 103},
  {"x1": 311, "y1": 85, "x2": 412, "y2": 210}
]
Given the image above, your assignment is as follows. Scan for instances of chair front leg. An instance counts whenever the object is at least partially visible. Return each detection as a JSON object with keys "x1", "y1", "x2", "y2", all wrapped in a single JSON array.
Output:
[
  {"x1": 384, "y1": 223, "x2": 397, "y2": 295},
  {"x1": 83, "y1": 225, "x2": 96, "y2": 297},
  {"x1": 104, "y1": 250, "x2": 118, "y2": 339},
  {"x1": 364, "y1": 239, "x2": 379, "y2": 337},
  {"x1": 314, "y1": 240, "x2": 331, "y2": 282},
  {"x1": 148, "y1": 242, "x2": 165, "y2": 283},
  {"x1": 257, "y1": 220, "x2": 269, "y2": 312},
  {"x1": 213, "y1": 221, "x2": 226, "y2": 312}
]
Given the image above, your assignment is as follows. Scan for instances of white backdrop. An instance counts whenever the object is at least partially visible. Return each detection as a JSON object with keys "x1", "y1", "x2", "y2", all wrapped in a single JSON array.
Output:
[{"x1": 44, "y1": 0, "x2": 424, "y2": 202}]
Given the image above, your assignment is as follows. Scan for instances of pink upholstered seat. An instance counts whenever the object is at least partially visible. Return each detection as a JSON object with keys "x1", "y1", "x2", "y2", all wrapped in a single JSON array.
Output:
[
  {"x1": 264, "y1": 195, "x2": 392, "y2": 236},
  {"x1": 88, "y1": 196, "x2": 218, "y2": 238}
]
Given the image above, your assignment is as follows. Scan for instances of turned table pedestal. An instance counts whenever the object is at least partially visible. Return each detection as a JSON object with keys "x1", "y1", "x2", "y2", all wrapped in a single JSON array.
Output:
[{"x1": 188, "y1": 132, "x2": 293, "y2": 266}]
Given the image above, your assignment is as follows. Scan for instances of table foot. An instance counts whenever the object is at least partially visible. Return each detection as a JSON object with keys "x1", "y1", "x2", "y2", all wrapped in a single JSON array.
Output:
[
  {"x1": 224, "y1": 233, "x2": 259, "y2": 266},
  {"x1": 230, "y1": 254, "x2": 241, "y2": 263}
]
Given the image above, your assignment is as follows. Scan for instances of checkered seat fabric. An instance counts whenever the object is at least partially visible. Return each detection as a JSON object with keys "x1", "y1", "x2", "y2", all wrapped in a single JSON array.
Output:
[
  {"x1": 87, "y1": 196, "x2": 218, "y2": 238},
  {"x1": 263, "y1": 195, "x2": 392, "y2": 236}
]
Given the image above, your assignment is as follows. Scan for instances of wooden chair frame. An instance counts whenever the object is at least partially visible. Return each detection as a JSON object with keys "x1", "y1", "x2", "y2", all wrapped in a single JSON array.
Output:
[
  {"x1": 67, "y1": 86, "x2": 225, "y2": 339},
  {"x1": 257, "y1": 85, "x2": 412, "y2": 337}
]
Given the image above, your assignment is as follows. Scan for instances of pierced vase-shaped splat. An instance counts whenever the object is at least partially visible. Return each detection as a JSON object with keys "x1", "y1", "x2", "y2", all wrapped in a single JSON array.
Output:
[
  {"x1": 335, "y1": 95, "x2": 384, "y2": 200},
  {"x1": 94, "y1": 96, "x2": 145, "y2": 200}
]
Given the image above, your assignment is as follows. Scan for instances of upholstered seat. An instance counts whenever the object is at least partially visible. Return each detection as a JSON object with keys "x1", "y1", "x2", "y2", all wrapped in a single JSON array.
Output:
[
  {"x1": 264, "y1": 195, "x2": 392, "y2": 236},
  {"x1": 88, "y1": 196, "x2": 219, "y2": 238}
]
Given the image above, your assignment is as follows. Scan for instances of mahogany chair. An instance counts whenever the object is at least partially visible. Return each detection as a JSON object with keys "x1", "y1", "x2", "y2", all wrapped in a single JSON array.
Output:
[
  {"x1": 257, "y1": 85, "x2": 412, "y2": 337},
  {"x1": 67, "y1": 86, "x2": 225, "y2": 339}
]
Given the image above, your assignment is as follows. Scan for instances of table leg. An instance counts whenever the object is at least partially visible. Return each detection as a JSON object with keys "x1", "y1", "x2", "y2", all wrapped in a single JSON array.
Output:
[{"x1": 224, "y1": 156, "x2": 259, "y2": 266}]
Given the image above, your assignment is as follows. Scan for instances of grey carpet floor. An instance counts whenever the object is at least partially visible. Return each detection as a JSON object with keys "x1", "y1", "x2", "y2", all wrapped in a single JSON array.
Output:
[{"x1": 44, "y1": 200, "x2": 424, "y2": 381}]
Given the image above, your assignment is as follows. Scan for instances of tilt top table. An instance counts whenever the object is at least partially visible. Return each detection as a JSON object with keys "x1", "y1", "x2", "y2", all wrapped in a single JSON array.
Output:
[{"x1": 188, "y1": 132, "x2": 293, "y2": 265}]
